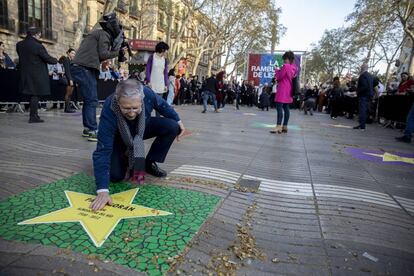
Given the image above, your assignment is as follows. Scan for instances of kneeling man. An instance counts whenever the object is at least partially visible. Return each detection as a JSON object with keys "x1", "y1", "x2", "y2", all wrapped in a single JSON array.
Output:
[{"x1": 91, "y1": 79, "x2": 185, "y2": 211}]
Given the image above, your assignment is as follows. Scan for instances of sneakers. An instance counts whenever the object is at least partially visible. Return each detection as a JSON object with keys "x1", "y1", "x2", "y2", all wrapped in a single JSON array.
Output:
[
  {"x1": 87, "y1": 131, "x2": 98, "y2": 142},
  {"x1": 82, "y1": 129, "x2": 98, "y2": 142},
  {"x1": 82, "y1": 129, "x2": 90, "y2": 137},
  {"x1": 395, "y1": 136, "x2": 411, "y2": 143}
]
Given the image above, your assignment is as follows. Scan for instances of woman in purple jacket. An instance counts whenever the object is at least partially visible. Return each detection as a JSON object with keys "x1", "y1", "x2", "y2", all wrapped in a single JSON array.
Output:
[{"x1": 271, "y1": 51, "x2": 297, "y2": 134}]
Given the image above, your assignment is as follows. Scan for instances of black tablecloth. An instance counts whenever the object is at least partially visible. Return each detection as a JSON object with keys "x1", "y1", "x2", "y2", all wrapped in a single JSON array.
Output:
[
  {"x1": 378, "y1": 95, "x2": 413, "y2": 122},
  {"x1": 0, "y1": 69, "x2": 117, "y2": 102}
]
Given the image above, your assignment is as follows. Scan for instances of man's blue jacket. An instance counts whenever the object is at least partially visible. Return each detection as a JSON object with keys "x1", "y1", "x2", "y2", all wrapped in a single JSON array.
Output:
[{"x1": 92, "y1": 86, "x2": 180, "y2": 191}]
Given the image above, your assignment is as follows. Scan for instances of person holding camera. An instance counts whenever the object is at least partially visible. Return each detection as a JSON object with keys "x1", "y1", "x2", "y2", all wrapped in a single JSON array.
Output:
[{"x1": 71, "y1": 12, "x2": 127, "y2": 142}]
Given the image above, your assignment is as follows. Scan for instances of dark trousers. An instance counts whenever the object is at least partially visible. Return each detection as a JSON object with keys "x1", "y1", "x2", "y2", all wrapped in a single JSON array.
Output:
[
  {"x1": 330, "y1": 99, "x2": 342, "y2": 118},
  {"x1": 29, "y1": 95, "x2": 39, "y2": 119},
  {"x1": 276, "y1": 102, "x2": 290, "y2": 126},
  {"x1": 358, "y1": 97, "x2": 369, "y2": 128},
  {"x1": 236, "y1": 93, "x2": 240, "y2": 110},
  {"x1": 404, "y1": 102, "x2": 414, "y2": 139},
  {"x1": 109, "y1": 117, "x2": 179, "y2": 182},
  {"x1": 70, "y1": 65, "x2": 98, "y2": 131}
]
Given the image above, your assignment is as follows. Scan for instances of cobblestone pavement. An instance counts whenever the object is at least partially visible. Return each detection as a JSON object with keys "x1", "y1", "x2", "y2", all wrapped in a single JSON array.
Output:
[{"x1": 0, "y1": 104, "x2": 413, "y2": 276}]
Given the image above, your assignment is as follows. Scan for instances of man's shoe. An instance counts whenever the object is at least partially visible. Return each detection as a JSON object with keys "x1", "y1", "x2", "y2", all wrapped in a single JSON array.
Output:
[
  {"x1": 146, "y1": 162, "x2": 167, "y2": 177},
  {"x1": 82, "y1": 129, "x2": 90, "y2": 137},
  {"x1": 28, "y1": 118, "x2": 44, "y2": 123},
  {"x1": 353, "y1": 125, "x2": 366, "y2": 130},
  {"x1": 395, "y1": 136, "x2": 411, "y2": 143},
  {"x1": 87, "y1": 131, "x2": 98, "y2": 142},
  {"x1": 202, "y1": 110, "x2": 206, "y2": 113},
  {"x1": 214, "y1": 109, "x2": 220, "y2": 113}
]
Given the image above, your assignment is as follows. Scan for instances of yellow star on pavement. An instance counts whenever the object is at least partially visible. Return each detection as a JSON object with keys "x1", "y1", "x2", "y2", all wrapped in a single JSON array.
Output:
[
  {"x1": 364, "y1": 152, "x2": 414, "y2": 165},
  {"x1": 18, "y1": 188, "x2": 172, "y2": 247}
]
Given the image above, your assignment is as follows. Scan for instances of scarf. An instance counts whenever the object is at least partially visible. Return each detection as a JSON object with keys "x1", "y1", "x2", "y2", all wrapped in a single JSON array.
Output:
[{"x1": 111, "y1": 96, "x2": 146, "y2": 176}]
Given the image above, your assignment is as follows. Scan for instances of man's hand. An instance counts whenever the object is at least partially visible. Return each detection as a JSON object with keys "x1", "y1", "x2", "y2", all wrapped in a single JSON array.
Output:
[
  {"x1": 164, "y1": 86, "x2": 168, "y2": 92},
  {"x1": 69, "y1": 80, "x2": 74, "y2": 86},
  {"x1": 147, "y1": 83, "x2": 152, "y2": 88},
  {"x1": 177, "y1": 121, "x2": 185, "y2": 141},
  {"x1": 90, "y1": 191, "x2": 112, "y2": 211}
]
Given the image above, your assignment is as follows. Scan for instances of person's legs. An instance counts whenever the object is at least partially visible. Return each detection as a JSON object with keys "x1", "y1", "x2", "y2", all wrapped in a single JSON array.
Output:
[
  {"x1": 282, "y1": 104, "x2": 290, "y2": 126},
  {"x1": 211, "y1": 92, "x2": 218, "y2": 111},
  {"x1": 330, "y1": 100, "x2": 337, "y2": 118},
  {"x1": 358, "y1": 97, "x2": 368, "y2": 129},
  {"x1": 144, "y1": 117, "x2": 180, "y2": 176},
  {"x1": 109, "y1": 135, "x2": 128, "y2": 182},
  {"x1": 202, "y1": 91, "x2": 208, "y2": 112},
  {"x1": 276, "y1": 102, "x2": 283, "y2": 125},
  {"x1": 71, "y1": 66, "x2": 98, "y2": 131},
  {"x1": 64, "y1": 85, "x2": 75, "y2": 113},
  {"x1": 29, "y1": 95, "x2": 40, "y2": 122},
  {"x1": 398, "y1": 102, "x2": 414, "y2": 142},
  {"x1": 236, "y1": 93, "x2": 240, "y2": 110}
]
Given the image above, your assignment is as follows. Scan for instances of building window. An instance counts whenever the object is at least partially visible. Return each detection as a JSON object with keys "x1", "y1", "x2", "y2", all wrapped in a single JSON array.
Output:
[
  {"x1": 18, "y1": 0, "x2": 56, "y2": 41},
  {"x1": 129, "y1": 26, "x2": 137, "y2": 39},
  {"x1": 0, "y1": 0, "x2": 15, "y2": 31},
  {"x1": 158, "y1": 11, "x2": 165, "y2": 30}
]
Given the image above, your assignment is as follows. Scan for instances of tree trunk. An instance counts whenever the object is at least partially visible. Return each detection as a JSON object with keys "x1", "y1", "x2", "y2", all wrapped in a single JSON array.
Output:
[
  {"x1": 73, "y1": 0, "x2": 88, "y2": 49},
  {"x1": 384, "y1": 62, "x2": 392, "y2": 85},
  {"x1": 192, "y1": 51, "x2": 202, "y2": 75},
  {"x1": 207, "y1": 58, "x2": 213, "y2": 76},
  {"x1": 409, "y1": 46, "x2": 414, "y2": 76}
]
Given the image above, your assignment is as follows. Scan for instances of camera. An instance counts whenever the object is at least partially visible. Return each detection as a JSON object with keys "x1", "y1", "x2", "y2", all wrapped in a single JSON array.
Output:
[{"x1": 118, "y1": 32, "x2": 132, "y2": 63}]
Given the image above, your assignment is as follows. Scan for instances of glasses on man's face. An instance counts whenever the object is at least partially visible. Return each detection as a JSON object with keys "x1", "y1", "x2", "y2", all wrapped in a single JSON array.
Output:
[{"x1": 120, "y1": 107, "x2": 142, "y2": 113}]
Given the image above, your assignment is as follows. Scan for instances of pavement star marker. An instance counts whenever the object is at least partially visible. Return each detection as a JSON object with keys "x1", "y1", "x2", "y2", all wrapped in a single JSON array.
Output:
[
  {"x1": 18, "y1": 188, "x2": 172, "y2": 247},
  {"x1": 364, "y1": 152, "x2": 414, "y2": 165}
]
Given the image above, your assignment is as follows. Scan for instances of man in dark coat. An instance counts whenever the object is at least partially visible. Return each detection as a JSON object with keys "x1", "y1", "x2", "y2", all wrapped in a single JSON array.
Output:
[
  {"x1": 16, "y1": 27, "x2": 57, "y2": 123},
  {"x1": 354, "y1": 63, "x2": 373, "y2": 130}
]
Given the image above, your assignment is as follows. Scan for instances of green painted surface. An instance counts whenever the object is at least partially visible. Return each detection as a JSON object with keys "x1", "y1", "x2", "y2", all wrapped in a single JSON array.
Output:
[
  {"x1": 252, "y1": 122, "x2": 302, "y2": 131},
  {"x1": 0, "y1": 173, "x2": 220, "y2": 276}
]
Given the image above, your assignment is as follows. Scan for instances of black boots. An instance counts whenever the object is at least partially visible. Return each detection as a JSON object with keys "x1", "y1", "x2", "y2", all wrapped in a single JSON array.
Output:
[{"x1": 146, "y1": 161, "x2": 167, "y2": 177}]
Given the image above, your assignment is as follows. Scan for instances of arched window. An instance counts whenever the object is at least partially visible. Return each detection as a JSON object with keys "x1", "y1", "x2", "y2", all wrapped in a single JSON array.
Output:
[{"x1": 18, "y1": 0, "x2": 54, "y2": 40}]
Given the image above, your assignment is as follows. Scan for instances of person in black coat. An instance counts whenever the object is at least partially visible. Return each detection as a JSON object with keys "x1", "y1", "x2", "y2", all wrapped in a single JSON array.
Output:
[
  {"x1": 258, "y1": 85, "x2": 270, "y2": 111},
  {"x1": 353, "y1": 63, "x2": 373, "y2": 130},
  {"x1": 328, "y1": 77, "x2": 344, "y2": 119},
  {"x1": 16, "y1": 27, "x2": 58, "y2": 123},
  {"x1": 59, "y1": 48, "x2": 76, "y2": 113}
]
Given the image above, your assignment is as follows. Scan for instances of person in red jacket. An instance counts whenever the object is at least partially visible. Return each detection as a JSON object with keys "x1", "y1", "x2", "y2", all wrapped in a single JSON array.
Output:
[{"x1": 216, "y1": 71, "x2": 225, "y2": 109}]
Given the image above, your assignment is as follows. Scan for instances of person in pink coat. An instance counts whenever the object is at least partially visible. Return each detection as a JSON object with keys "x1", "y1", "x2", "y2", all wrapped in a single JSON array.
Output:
[{"x1": 271, "y1": 51, "x2": 297, "y2": 134}]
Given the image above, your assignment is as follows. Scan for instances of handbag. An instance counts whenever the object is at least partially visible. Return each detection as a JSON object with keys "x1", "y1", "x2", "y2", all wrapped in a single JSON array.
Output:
[{"x1": 58, "y1": 75, "x2": 69, "y2": 86}]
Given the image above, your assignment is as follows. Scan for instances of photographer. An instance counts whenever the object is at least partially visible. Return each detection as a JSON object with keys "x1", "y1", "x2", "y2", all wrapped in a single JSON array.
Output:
[{"x1": 71, "y1": 12, "x2": 127, "y2": 142}]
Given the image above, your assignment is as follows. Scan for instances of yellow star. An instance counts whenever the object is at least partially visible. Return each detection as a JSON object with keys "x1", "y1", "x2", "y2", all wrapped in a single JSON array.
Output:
[
  {"x1": 18, "y1": 188, "x2": 172, "y2": 247},
  {"x1": 364, "y1": 152, "x2": 414, "y2": 165}
]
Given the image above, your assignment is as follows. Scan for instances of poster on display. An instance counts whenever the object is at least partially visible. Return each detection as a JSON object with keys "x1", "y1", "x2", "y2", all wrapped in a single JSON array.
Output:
[
  {"x1": 177, "y1": 58, "x2": 188, "y2": 75},
  {"x1": 247, "y1": 53, "x2": 302, "y2": 86}
]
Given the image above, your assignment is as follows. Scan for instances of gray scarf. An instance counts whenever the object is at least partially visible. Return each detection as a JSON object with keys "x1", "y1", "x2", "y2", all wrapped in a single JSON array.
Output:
[{"x1": 111, "y1": 96, "x2": 146, "y2": 174}]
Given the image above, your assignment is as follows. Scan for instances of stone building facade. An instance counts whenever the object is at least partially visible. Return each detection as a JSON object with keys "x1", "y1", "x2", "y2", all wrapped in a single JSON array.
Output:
[{"x1": 0, "y1": 0, "x2": 221, "y2": 77}]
